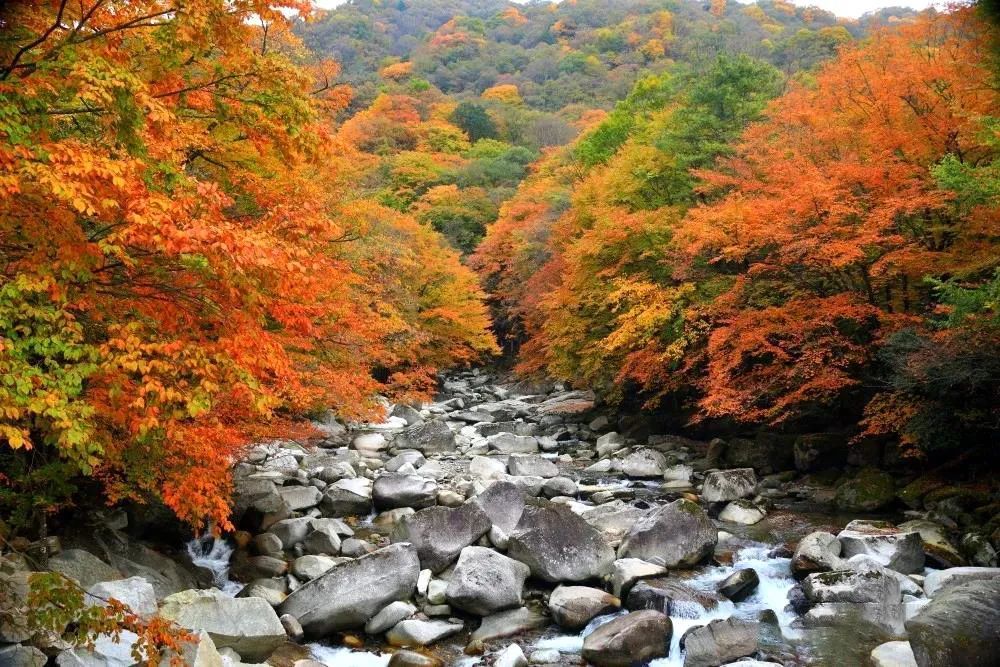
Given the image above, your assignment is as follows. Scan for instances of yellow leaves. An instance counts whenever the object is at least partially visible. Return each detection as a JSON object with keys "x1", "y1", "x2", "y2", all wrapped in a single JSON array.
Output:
[{"x1": 1, "y1": 425, "x2": 30, "y2": 450}]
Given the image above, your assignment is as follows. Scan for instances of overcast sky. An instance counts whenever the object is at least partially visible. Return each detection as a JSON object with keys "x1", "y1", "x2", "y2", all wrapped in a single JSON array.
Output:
[{"x1": 313, "y1": 0, "x2": 943, "y2": 19}]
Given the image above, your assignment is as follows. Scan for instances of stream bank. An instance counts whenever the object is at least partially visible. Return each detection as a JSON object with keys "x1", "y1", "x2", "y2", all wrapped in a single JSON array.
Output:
[{"x1": 1, "y1": 369, "x2": 998, "y2": 666}]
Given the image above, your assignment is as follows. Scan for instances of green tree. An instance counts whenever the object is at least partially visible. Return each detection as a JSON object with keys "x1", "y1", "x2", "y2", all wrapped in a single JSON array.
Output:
[{"x1": 450, "y1": 101, "x2": 498, "y2": 141}]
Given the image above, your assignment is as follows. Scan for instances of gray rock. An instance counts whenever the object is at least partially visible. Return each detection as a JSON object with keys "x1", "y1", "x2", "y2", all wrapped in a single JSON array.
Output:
[
  {"x1": 620, "y1": 449, "x2": 667, "y2": 478},
  {"x1": 446, "y1": 546, "x2": 530, "y2": 615},
  {"x1": 922, "y1": 566, "x2": 1000, "y2": 597},
  {"x1": 392, "y1": 503, "x2": 492, "y2": 573},
  {"x1": 366, "y1": 601, "x2": 417, "y2": 635},
  {"x1": 373, "y1": 473, "x2": 438, "y2": 510},
  {"x1": 580, "y1": 501, "x2": 647, "y2": 546},
  {"x1": 494, "y1": 644, "x2": 528, "y2": 667},
  {"x1": 386, "y1": 450, "x2": 427, "y2": 472},
  {"x1": 701, "y1": 469, "x2": 757, "y2": 503},
  {"x1": 596, "y1": 432, "x2": 626, "y2": 457},
  {"x1": 906, "y1": 579, "x2": 1000, "y2": 667},
  {"x1": 717, "y1": 568, "x2": 759, "y2": 602},
  {"x1": 268, "y1": 517, "x2": 313, "y2": 549},
  {"x1": 488, "y1": 433, "x2": 539, "y2": 454},
  {"x1": 548, "y1": 585, "x2": 620, "y2": 631},
  {"x1": 391, "y1": 404, "x2": 424, "y2": 426},
  {"x1": 280, "y1": 613, "x2": 304, "y2": 642},
  {"x1": 159, "y1": 589, "x2": 285, "y2": 661},
  {"x1": 838, "y1": 520, "x2": 925, "y2": 574},
  {"x1": 278, "y1": 543, "x2": 419, "y2": 637},
  {"x1": 610, "y1": 558, "x2": 666, "y2": 598},
  {"x1": 718, "y1": 500, "x2": 766, "y2": 525},
  {"x1": 507, "y1": 454, "x2": 558, "y2": 478},
  {"x1": 0, "y1": 645, "x2": 46, "y2": 667},
  {"x1": 253, "y1": 532, "x2": 283, "y2": 555},
  {"x1": 541, "y1": 476, "x2": 577, "y2": 498},
  {"x1": 802, "y1": 565, "x2": 901, "y2": 605},
  {"x1": 507, "y1": 503, "x2": 615, "y2": 582},
  {"x1": 683, "y1": 618, "x2": 759, "y2": 667},
  {"x1": 291, "y1": 554, "x2": 338, "y2": 581},
  {"x1": 467, "y1": 607, "x2": 548, "y2": 653},
  {"x1": 49, "y1": 549, "x2": 121, "y2": 589},
  {"x1": 86, "y1": 576, "x2": 157, "y2": 618},
  {"x1": 394, "y1": 421, "x2": 456, "y2": 454},
  {"x1": 302, "y1": 526, "x2": 341, "y2": 555},
  {"x1": 470, "y1": 481, "x2": 527, "y2": 534},
  {"x1": 791, "y1": 531, "x2": 843, "y2": 580},
  {"x1": 353, "y1": 432, "x2": 388, "y2": 453},
  {"x1": 277, "y1": 485, "x2": 322, "y2": 511},
  {"x1": 320, "y1": 477, "x2": 373, "y2": 517},
  {"x1": 618, "y1": 499, "x2": 717, "y2": 568},
  {"x1": 899, "y1": 520, "x2": 963, "y2": 568},
  {"x1": 386, "y1": 619, "x2": 463, "y2": 647},
  {"x1": 582, "y1": 610, "x2": 671, "y2": 667},
  {"x1": 871, "y1": 641, "x2": 918, "y2": 667},
  {"x1": 470, "y1": 456, "x2": 508, "y2": 479}
]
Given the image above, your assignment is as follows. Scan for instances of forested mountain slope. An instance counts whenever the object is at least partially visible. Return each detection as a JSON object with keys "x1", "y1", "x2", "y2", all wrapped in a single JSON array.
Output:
[{"x1": 299, "y1": 0, "x2": 918, "y2": 112}]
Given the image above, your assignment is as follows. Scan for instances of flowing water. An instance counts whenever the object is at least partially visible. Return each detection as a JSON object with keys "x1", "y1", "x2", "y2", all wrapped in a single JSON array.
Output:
[
  {"x1": 532, "y1": 540, "x2": 799, "y2": 666},
  {"x1": 186, "y1": 535, "x2": 243, "y2": 596}
]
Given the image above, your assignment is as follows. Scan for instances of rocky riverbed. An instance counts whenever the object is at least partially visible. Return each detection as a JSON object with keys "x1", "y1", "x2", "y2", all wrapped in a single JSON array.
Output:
[{"x1": 2, "y1": 370, "x2": 999, "y2": 666}]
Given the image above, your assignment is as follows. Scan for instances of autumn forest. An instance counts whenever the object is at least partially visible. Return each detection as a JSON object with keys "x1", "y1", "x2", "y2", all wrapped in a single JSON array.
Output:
[{"x1": 1, "y1": 0, "x2": 999, "y2": 664}]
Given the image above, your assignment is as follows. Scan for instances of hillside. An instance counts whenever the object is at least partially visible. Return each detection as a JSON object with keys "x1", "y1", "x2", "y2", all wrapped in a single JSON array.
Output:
[{"x1": 299, "y1": 0, "x2": 919, "y2": 113}]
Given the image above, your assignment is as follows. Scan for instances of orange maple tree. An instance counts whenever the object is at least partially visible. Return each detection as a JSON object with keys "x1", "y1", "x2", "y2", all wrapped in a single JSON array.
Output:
[{"x1": 0, "y1": 0, "x2": 495, "y2": 537}]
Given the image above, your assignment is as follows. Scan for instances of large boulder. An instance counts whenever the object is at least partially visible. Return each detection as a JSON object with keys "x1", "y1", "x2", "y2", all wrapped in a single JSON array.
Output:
[
  {"x1": 682, "y1": 618, "x2": 759, "y2": 667},
  {"x1": 620, "y1": 449, "x2": 667, "y2": 478},
  {"x1": 837, "y1": 520, "x2": 924, "y2": 574},
  {"x1": 906, "y1": 579, "x2": 1000, "y2": 666},
  {"x1": 320, "y1": 478, "x2": 373, "y2": 517},
  {"x1": 373, "y1": 474, "x2": 438, "y2": 510},
  {"x1": 279, "y1": 543, "x2": 419, "y2": 637},
  {"x1": 580, "y1": 501, "x2": 648, "y2": 546},
  {"x1": 277, "y1": 485, "x2": 322, "y2": 511},
  {"x1": 618, "y1": 499, "x2": 717, "y2": 568},
  {"x1": 159, "y1": 589, "x2": 285, "y2": 661},
  {"x1": 547, "y1": 585, "x2": 620, "y2": 631},
  {"x1": 791, "y1": 532, "x2": 843, "y2": 580},
  {"x1": 391, "y1": 503, "x2": 492, "y2": 573},
  {"x1": 507, "y1": 454, "x2": 558, "y2": 478},
  {"x1": 581, "y1": 610, "x2": 671, "y2": 667},
  {"x1": 835, "y1": 468, "x2": 895, "y2": 512},
  {"x1": 802, "y1": 566, "x2": 901, "y2": 605},
  {"x1": 922, "y1": 566, "x2": 1000, "y2": 597},
  {"x1": 446, "y1": 546, "x2": 530, "y2": 615},
  {"x1": 701, "y1": 469, "x2": 757, "y2": 503},
  {"x1": 507, "y1": 503, "x2": 615, "y2": 582},
  {"x1": 610, "y1": 558, "x2": 666, "y2": 599},
  {"x1": 393, "y1": 421, "x2": 456, "y2": 454},
  {"x1": 487, "y1": 433, "x2": 539, "y2": 454},
  {"x1": 469, "y1": 481, "x2": 527, "y2": 534},
  {"x1": 49, "y1": 549, "x2": 121, "y2": 589},
  {"x1": 871, "y1": 641, "x2": 918, "y2": 667},
  {"x1": 717, "y1": 568, "x2": 760, "y2": 602},
  {"x1": 86, "y1": 576, "x2": 158, "y2": 618},
  {"x1": 718, "y1": 500, "x2": 765, "y2": 525},
  {"x1": 0, "y1": 645, "x2": 46, "y2": 667},
  {"x1": 898, "y1": 520, "x2": 965, "y2": 568}
]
